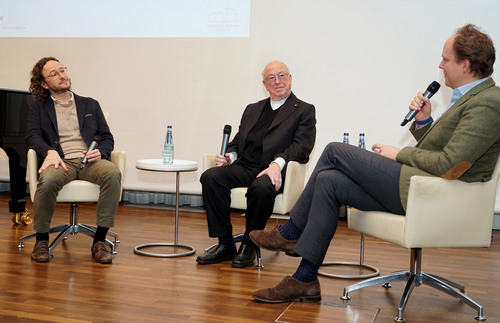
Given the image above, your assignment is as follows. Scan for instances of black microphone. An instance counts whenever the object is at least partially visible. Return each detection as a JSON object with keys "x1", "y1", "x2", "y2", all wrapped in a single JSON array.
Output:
[
  {"x1": 220, "y1": 125, "x2": 232, "y2": 156},
  {"x1": 81, "y1": 135, "x2": 101, "y2": 168},
  {"x1": 401, "y1": 81, "x2": 441, "y2": 126}
]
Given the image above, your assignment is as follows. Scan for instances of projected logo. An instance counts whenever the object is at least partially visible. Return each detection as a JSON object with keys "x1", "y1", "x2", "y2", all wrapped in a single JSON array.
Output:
[
  {"x1": 207, "y1": 8, "x2": 240, "y2": 33},
  {"x1": 0, "y1": 15, "x2": 27, "y2": 32}
]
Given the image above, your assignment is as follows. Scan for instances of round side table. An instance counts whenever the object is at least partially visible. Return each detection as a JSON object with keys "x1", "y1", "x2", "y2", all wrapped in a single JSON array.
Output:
[{"x1": 134, "y1": 159, "x2": 197, "y2": 257}]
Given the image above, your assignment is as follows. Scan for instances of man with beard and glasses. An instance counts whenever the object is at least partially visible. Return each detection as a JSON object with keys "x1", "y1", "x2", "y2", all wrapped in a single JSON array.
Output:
[{"x1": 26, "y1": 57, "x2": 121, "y2": 264}]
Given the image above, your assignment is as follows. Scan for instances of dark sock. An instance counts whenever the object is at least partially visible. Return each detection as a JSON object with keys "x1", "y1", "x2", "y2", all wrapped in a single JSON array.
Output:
[
  {"x1": 36, "y1": 232, "x2": 49, "y2": 242},
  {"x1": 278, "y1": 220, "x2": 302, "y2": 240},
  {"x1": 292, "y1": 258, "x2": 319, "y2": 283},
  {"x1": 241, "y1": 236, "x2": 255, "y2": 248},
  {"x1": 218, "y1": 236, "x2": 235, "y2": 248},
  {"x1": 93, "y1": 226, "x2": 109, "y2": 244}
]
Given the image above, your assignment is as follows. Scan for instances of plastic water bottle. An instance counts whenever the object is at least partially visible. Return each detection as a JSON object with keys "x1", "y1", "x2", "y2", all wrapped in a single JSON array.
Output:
[
  {"x1": 358, "y1": 133, "x2": 366, "y2": 149},
  {"x1": 343, "y1": 132, "x2": 349, "y2": 144},
  {"x1": 162, "y1": 125, "x2": 174, "y2": 164}
]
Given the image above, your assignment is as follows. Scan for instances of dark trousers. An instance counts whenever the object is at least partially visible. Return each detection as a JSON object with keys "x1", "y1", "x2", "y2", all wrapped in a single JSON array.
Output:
[
  {"x1": 290, "y1": 142, "x2": 405, "y2": 266},
  {"x1": 200, "y1": 163, "x2": 281, "y2": 242}
]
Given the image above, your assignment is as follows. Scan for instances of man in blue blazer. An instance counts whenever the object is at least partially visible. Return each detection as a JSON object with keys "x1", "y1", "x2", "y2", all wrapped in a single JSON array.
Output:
[
  {"x1": 197, "y1": 61, "x2": 317, "y2": 268},
  {"x1": 26, "y1": 57, "x2": 122, "y2": 264}
]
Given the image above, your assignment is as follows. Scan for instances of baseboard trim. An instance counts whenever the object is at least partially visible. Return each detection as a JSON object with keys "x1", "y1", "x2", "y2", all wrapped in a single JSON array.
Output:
[{"x1": 494, "y1": 214, "x2": 500, "y2": 230}]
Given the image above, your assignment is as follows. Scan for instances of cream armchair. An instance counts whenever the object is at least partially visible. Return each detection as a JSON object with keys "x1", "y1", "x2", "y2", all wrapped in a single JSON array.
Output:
[
  {"x1": 341, "y1": 155, "x2": 500, "y2": 322},
  {"x1": 18, "y1": 149, "x2": 126, "y2": 255},
  {"x1": 202, "y1": 154, "x2": 306, "y2": 215}
]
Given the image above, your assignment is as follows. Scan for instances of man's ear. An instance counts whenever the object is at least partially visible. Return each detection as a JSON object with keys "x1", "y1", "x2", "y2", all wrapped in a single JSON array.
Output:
[
  {"x1": 41, "y1": 81, "x2": 49, "y2": 89},
  {"x1": 462, "y1": 59, "x2": 471, "y2": 74}
]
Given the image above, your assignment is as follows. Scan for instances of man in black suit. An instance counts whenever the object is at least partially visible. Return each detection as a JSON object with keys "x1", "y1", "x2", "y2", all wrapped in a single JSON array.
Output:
[
  {"x1": 26, "y1": 57, "x2": 121, "y2": 264},
  {"x1": 197, "y1": 61, "x2": 316, "y2": 268}
]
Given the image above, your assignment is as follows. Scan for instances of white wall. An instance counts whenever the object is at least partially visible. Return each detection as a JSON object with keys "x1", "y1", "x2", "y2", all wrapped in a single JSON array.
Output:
[{"x1": 1, "y1": 0, "x2": 500, "y2": 210}]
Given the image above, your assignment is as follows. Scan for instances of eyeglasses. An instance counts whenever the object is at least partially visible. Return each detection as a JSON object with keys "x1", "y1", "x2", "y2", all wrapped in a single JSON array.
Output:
[
  {"x1": 44, "y1": 67, "x2": 68, "y2": 79},
  {"x1": 264, "y1": 72, "x2": 289, "y2": 84}
]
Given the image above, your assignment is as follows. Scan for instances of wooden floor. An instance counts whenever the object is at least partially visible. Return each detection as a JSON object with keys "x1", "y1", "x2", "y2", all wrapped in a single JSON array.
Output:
[{"x1": 1, "y1": 193, "x2": 499, "y2": 323}]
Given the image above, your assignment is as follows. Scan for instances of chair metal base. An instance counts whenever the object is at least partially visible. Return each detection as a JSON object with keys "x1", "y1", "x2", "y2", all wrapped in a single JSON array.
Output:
[
  {"x1": 341, "y1": 248, "x2": 485, "y2": 322},
  {"x1": 17, "y1": 202, "x2": 119, "y2": 255},
  {"x1": 205, "y1": 232, "x2": 263, "y2": 269},
  {"x1": 319, "y1": 233, "x2": 380, "y2": 279}
]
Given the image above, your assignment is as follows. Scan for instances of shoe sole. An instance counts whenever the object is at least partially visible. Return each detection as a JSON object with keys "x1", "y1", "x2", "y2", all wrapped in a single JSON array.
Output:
[
  {"x1": 196, "y1": 255, "x2": 235, "y2": 265},
  {"x1": 31, "y1": 257, "x2": 50, "y2": 262},
  {"x1": 249, "y1": 236, "x2": 297, "y2": 255},
  {"x1": 253, "y1": 295, "x2": 321, "y2": 303},
  {"x1": 92, "y1": 254, "x2": 113, "y2": 264},
  {"x1": 231, "y1": 260, "x2": 255, "y2": 268}
]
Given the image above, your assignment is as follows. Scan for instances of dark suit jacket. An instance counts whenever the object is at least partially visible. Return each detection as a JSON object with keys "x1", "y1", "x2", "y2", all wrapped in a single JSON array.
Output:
[
  {"x1": 26, "y1": 92, "x2": 114, "y2": 161},
  {"x1": 227, "y1": 92, "x2": 316, "y2": 169}
]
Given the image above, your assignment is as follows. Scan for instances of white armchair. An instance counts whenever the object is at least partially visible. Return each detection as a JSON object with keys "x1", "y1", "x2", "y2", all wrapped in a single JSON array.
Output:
[
  {"x1": 202, "y1": 154, "x2": 306, "y2": 216},
  {"x1": 341, "y1": 155, "x2": 500, "y2": 322},
  {"x1": 18, "y1": 149, "x2": 126, "y2": 255}
]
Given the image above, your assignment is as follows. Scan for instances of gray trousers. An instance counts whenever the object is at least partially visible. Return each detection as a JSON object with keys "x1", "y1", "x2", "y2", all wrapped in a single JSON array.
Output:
[
  {"x1": 290, "y1": 142, "x2": 405, "y2": 266},
  {"x1": 33, "y1": 157, "x2": 122, "y2": 233}
]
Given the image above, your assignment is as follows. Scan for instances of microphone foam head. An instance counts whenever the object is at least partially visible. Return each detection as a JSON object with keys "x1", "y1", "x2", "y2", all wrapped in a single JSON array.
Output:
[
  {"x1": 93, "y1": 135, "x2": 102, "y2": 143},
  {"x1": 427, "y1": 81, "x2": 441, "y2": 94},
  {"x1": 223, "y1": 125, "x2": 232, "y2": 134}
]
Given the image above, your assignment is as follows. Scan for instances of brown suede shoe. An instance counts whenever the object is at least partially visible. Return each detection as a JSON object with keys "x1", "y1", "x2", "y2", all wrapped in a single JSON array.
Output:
[
  {"x1": 253, "y1": 276, "x2": 321, "y2": 303},
  {"x1": 92, "y1": 241, "x2": 113, "y2": 264},
  {"x1": 31, "y1": 240, "x2": 50, "y2": 262},
  {"x1": 249, "y1": 225, "x2": 298, "y2": 254}
]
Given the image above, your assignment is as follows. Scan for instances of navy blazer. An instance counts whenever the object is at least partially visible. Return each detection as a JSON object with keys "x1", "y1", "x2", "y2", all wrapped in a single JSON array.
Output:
[
  {"x1": 227, "y1": 92, "x2": 316, "y2": 168},
  {"x1": 26, "y1": 93, "x2": 114, "y2": 161}
]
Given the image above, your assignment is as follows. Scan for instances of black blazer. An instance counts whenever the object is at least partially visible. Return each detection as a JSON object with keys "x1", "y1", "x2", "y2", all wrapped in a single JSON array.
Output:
[
  {"x1": 227, "y1": 92, "x2": 316, "y2": 168},
  {"x1": 26, "y1": 93, "x2": 114, "y2": 161}
]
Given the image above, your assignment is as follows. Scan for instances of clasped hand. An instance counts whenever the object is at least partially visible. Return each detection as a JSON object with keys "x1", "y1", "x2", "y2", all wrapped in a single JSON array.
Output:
[{"x1": 82, "y1": 148, "x2": 102, "y2": 164}]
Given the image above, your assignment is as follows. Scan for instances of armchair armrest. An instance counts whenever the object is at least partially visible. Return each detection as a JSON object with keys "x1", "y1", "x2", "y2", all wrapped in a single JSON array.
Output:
[{"x1": 404, "y1": 175, "x2": 497, "y2": 248}]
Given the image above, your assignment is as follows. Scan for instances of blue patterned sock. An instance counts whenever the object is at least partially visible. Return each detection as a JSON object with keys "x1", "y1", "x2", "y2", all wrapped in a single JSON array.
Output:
[
  {"x1": 278, "y1": 220, "x2": 302, "y2": 240},
  {"x1": 292, "y1": 258, "x2": 319, "y2": 283}
]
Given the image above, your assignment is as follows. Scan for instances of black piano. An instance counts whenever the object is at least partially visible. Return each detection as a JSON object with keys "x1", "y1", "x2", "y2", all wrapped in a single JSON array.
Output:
[{"x1": 0, "y1": 88, "x2": 33, "y2": 224}]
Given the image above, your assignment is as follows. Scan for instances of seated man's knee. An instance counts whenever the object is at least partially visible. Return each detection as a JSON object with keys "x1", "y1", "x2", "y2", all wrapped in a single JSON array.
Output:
[
  {"x1": 200, "y1": 167, "x2": 217, "y2": 186},
  {"x1": 108, "y1": 167, "x2": 122, "y2": 185},
  {"x1": 37, "y1": 170, "x2": 64, "y2": 191},
  {"x1": 326, "y1": 141, "x2": 344, "y2": 152},
  {"x1": 247, "y1": 176, "x2": 275, "y2": 198},
  {"x1": 98, "y1": 162, "x2": 121, "y2": 186}
]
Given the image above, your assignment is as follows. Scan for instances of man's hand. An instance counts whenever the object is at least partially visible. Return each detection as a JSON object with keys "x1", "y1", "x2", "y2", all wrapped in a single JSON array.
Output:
[
  {"x1": 409, "y1": 91, "x2": 432, "y2": 122},
  {"x1": 215, "y1": 153, "x2": 230, "y2": 167},
  {"x1": 371, "y1": 143, "x2": 401, "y2": 161},
  {"x1": 39, "y1": 150, "x2": 68, "y2": 173},
  {"x1": 82, "y1": 148, "x2": 102, "y2": 164},
  {"x1": 257, "y1": 162, "x2": 282, "y2": 191}
]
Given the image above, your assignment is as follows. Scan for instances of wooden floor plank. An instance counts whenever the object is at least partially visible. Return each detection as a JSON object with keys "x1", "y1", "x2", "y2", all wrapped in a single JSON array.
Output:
[{"x1": 1, "y1": 194, "x2": 499, "y2": 322}]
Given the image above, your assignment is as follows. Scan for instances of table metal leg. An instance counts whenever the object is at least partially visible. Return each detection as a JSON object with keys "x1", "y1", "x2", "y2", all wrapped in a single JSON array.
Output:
[{"x1": 134, "y1": 171, "x2": 196, "y2": 258}]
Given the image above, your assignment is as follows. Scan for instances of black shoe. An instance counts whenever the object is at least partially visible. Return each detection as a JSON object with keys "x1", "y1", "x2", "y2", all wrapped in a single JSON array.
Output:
[
  {"x1": 231, "y1": 244, "x2": 256, "y2": 268},
  {"x1": 196, "y1": 244, "x2": 236, "y2": 265}
]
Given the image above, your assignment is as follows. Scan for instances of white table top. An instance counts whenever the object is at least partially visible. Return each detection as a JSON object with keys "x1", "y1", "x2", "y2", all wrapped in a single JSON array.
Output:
[{"x1": 136, "y1": 159, "x2": 198, "y2": 172}]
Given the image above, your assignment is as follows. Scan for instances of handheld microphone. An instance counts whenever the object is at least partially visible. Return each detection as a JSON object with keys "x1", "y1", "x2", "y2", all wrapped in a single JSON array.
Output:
[
  {"x1": 220, "y1": 125, "x2": 232, "y2": 156},
  {"x1": 401, "y1": 81, "x2": 441, "y2": 126},
  {"x1": 81, "y1": 135, "x2": 101, "y2": 168}
]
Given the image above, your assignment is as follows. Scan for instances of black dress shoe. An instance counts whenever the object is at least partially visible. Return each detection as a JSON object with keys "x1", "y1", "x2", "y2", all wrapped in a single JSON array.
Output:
[
  {"x1": 231, "y1": 244, "x2": 256, "y2": 268},
  {"x1": 196, "y1": 244, "x2": 236, "y2": 265}
]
